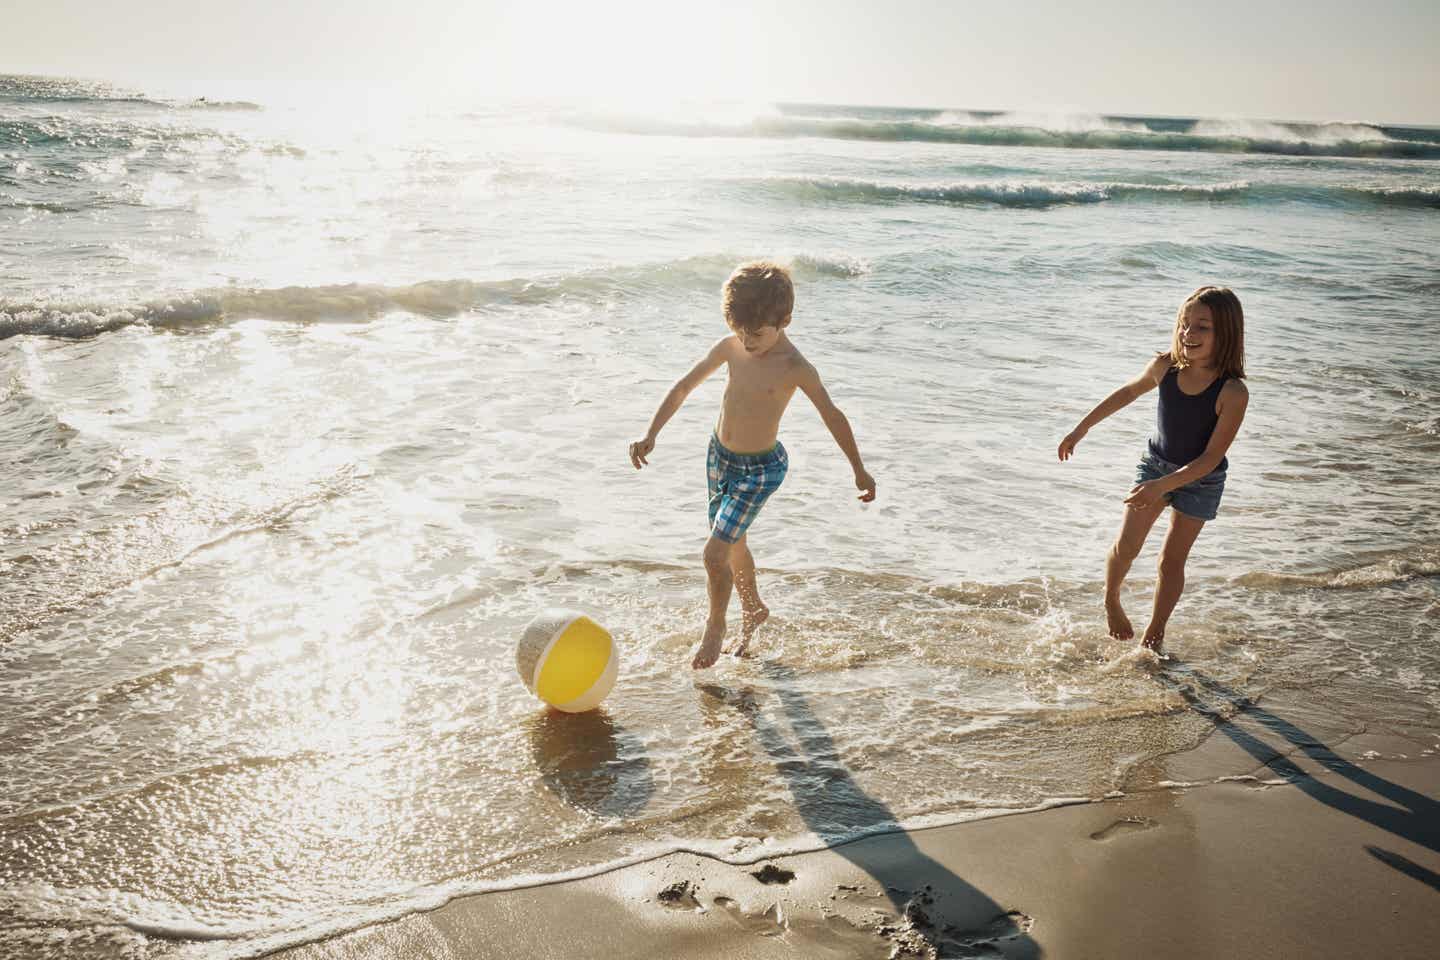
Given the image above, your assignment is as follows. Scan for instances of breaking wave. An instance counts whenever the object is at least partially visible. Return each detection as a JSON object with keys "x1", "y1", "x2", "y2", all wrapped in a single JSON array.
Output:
[
  {"x1": 1235, "y1": 545, "x2": 1440, "y2": 591},
  {"x1": 0, "y1": 74, "x2": 260, "y2": 111},
  {"x1": 733, "y1": 176, "x2": 1440, "y2": 210},
  {"x1": 572, "y1": 109, "x2": 1440, "y2": 160},
  {"x1": 0, "y1": 253, "x2": 867, "y2": 340}
]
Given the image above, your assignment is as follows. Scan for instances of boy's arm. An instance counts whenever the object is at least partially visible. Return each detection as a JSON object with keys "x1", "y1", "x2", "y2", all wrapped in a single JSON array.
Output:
[
  {"x1": 795, "y1": 361, "x2": 876, "y2": 502},
  {"x1": 630, "y1": 339, "x2": 729, "y2": 469},
  {"x1": 1057, "y1": 354, "x2": 1169, "y2": 461}
]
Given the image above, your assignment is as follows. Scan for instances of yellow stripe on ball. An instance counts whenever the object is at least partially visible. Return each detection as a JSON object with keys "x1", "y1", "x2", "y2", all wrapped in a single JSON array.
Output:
[
  {"x1": 535, "y1": 616, "x2": 612, "y2": 706},
  {"x1": 516, "y1": 610, "x2": 618, "y2": 712}
]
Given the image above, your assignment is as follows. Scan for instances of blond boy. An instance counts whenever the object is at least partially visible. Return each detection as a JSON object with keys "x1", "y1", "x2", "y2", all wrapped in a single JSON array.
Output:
[{"x1": 629, "y1": 261, "x2": 876, "y2": 668}]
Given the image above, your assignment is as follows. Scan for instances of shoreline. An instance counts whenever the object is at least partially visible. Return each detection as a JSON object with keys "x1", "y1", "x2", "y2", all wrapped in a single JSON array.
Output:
[{"x1": 274, "y1": 721, "x2": 1440, "y2": 959}]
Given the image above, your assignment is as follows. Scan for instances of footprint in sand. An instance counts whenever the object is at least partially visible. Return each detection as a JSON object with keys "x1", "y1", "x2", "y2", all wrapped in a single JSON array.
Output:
[
  {"x1": 749, "y1": 863, "x2": 796, "y2": 885},
  {"x1": 656, "y1": 880, "x2": 702, "y2": 910},
  {"x1": 1089, "y1": 816, "x2": 1160, "y2": 841},
  {"x1": 939, "y1": 910, "x2": 1036, "y2": 956},
  {"x1": 713, "y1": 896, "x2": 787, "y2": 935}
]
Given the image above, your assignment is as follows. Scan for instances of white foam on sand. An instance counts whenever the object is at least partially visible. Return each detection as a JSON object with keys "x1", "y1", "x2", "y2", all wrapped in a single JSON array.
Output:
[{"x1": 1, "y1": 797, "x2": 1103, "y2": 959}]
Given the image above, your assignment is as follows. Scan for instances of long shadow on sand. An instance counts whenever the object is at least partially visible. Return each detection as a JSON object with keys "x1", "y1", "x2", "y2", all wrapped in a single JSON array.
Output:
[
  {"x1": 701, "y1": 661, "x2": 1041, "y2": 958},
  {"x1": 1155, "y1": 662, "x2": 1440, "y2": 893}
]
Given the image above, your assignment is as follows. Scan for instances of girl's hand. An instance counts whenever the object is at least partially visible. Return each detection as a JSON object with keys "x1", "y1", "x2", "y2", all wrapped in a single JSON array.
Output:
[
  {"x1": 1057, "y1": 429, "x2": 1086, "y2": 461},
  {"x1": 629, "y1": 437, "x2": 654, "y2": 469},
  {"x1": 1124, "y1": 479, "x2": 1167, "y2": 510},
  {"x1": 854, "y1": 468, "x2": 877, "y2": 502}
]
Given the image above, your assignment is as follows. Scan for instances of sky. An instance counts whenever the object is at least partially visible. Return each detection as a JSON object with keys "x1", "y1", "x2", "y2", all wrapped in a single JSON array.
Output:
[{"x1": 3, "y1": 0, "x2": 1439, "y2": 123}]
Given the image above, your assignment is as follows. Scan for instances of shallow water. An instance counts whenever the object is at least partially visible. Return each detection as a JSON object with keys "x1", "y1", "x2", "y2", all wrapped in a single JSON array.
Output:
[{"x1": 2, "y1": 78, "x2": 1439, "y2": 957}]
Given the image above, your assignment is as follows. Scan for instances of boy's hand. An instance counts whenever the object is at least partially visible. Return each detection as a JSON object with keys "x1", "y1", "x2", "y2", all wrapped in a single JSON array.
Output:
[
  {"x1": 1057, "y1": 429, "x2": 1085, "y2": 461},
  {"x1": 854, "y1": 468, "x2": 876, "y2": 502},
  {"x1": 629, "y1": 437, "x2": 654, "y2": 469}
]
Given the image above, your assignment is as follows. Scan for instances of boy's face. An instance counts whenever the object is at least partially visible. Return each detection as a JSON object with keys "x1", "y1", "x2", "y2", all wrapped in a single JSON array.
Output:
[{"x1": 730, "y1": 317, "x2": 788, "y2": 356}]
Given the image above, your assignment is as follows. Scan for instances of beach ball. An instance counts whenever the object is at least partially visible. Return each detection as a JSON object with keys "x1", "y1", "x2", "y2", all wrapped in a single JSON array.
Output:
[{"x1": 515, "y1": 610, "x2": 618, "y2": 712}]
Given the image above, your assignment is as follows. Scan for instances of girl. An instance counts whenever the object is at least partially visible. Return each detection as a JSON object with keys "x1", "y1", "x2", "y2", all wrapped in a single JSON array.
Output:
[{"x1": 1057, "y1": 287, "x2": 1249, "y2": 652}]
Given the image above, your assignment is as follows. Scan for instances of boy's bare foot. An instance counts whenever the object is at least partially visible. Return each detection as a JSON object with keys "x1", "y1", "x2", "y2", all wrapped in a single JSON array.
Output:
[
  {"x1": 1141, "y1": 630, "x2": 1164, "y2": 653},
  {"x1": 693, "y1": 618, "x2": 727, "y2": 669},
  {"x1": 730, "y1": 604, "x2": 769, "y2": 658},
  {"x1": 1105, "y1": 596, "x2": 1134, "y2": 640}
]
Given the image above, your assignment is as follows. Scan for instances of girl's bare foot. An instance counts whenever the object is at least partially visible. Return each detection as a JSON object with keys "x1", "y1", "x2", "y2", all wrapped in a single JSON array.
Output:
[
  {"x1": 693, "y1": 618, "x2": 727, "y2": 669},
  {"x1": 1105, "y1": 596, "x2": 1134, "y2": 640},
  {"x1": 1141, "y1": 629, "x2": 1164, "y2": 652},
  {"x1": 731, "y1": 604, "x2": 769, "y2": 658}
]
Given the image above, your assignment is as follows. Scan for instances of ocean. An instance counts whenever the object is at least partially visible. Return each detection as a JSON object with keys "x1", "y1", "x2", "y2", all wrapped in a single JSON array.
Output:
[{"x1": 2, "y1": 74, "x2": 1438, "y2": 958}]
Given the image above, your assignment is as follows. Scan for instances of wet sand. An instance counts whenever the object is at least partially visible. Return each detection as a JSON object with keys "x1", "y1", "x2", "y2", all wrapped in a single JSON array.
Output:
[{"x1": 278, "y1": 715, "x2": 1440, "y2": 960}]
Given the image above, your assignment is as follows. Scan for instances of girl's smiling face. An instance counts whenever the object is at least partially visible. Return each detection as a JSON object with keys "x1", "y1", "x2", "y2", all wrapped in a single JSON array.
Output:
[{"x1": 1178, "y1": 302, "x2": 1216, "y2": 367}]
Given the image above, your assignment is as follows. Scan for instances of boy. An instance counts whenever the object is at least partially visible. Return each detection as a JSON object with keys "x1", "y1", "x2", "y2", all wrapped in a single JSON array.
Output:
[{"x1": 629, "y1": 261, "x2": 876, "y2": 669}]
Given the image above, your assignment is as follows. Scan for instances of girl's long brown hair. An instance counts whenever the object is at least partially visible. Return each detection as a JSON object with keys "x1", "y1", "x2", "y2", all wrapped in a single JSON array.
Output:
[{"x1": 1167, "y1": 286, "x2": 1245, "y2": 379}]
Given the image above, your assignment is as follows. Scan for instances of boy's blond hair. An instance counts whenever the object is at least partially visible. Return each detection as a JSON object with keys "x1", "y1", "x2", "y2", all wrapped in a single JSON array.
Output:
[
  {"x1": 723, "y1": 261, "x2": 794, "y2": 333},
  {"x1": 1167, "y1": 285, "x2": 1246, "y2": 379}
]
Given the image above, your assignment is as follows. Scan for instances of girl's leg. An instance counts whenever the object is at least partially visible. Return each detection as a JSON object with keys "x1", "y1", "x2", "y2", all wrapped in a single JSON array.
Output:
[
  {"x1": 728, "y1": 534, "x2": 769, "y2": 656},
  {"x1": 1140, "y1": 510, "x2": 1206, "y2": 651},
  {"x1": 1105, "y1": 499, "x2": 1167, "y2": 640},
  {"x1": 695, "y1": 534, "x2": 733, "y2": 669}
]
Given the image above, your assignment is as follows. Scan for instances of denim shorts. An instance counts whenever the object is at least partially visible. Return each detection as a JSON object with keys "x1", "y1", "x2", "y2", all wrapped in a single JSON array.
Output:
[{"x1": 1135, "y1": 452, "x2": 1226, "y2": 521}]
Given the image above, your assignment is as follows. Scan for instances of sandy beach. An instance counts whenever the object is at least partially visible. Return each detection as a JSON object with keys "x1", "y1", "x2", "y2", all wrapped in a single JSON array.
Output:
[{"x1": 279, "y1": 685, "x2": 1440, "y2": 960}]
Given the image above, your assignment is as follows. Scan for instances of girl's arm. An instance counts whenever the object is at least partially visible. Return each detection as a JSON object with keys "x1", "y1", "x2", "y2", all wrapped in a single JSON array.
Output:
[
  {"x1": 1125, "y1": 380, "x2": 1249, "y2": 505},
  {"x1": 795, "y1": 360, "x2": 876, "y2": 501},
  {"x1": 629, "y1": 338, "x2": 729, "y2": 468},
  {"x1": 1057, "y1": 354, "x2": 1170, "y2": 461}
]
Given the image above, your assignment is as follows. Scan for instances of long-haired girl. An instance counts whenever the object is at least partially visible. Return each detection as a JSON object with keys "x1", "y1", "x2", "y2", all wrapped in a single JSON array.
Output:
[{"x1": 1058, "y1": 287, "x2": 1249, "y2": 652}]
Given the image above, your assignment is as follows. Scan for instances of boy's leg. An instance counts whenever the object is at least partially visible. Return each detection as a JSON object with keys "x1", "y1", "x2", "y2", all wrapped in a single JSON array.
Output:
[
  {"x1": 728, "y1": 534, "x2": 768, "y2": 656},
  {"x1": 694, "y1": 533, "x2": 734, "y2": 669},
  {"x1": 701, "y1": 447, "x2": 783, "y2": 666},
  {"x1": 1141, "y1": 510, "x2": 1206, "y2": 651},
  {"x1": 1105, "y1": 499, "x2": 1167, "y2": 640}
]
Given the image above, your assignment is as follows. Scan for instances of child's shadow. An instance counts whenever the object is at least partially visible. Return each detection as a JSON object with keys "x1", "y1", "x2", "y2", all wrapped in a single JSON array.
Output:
[
  {"x1": 1154, "y1": 662, "x2": 1440, "y2": 892},
  {"x1": 700, "y1": 662, "x2": 1041, "y2": 958}
]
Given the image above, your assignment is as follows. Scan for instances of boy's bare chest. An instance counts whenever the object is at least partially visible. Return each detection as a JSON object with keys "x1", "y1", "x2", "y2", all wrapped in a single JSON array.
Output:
[{"x1": 725, "y1": 360, "x2": 795, "y2": 402}]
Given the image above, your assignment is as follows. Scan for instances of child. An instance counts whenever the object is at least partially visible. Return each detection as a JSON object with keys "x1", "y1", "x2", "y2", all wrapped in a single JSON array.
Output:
[
  {"x1": 1057, "y1": 286, "x2": 1249, "y2": 652},
  {"x1": 630, "y1": 261, "x2": 877, "y2": 669}
]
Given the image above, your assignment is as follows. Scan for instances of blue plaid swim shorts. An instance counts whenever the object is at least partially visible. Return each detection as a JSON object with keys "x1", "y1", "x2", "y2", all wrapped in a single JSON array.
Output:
[{"x1": 707, "y1": 433, "x2": 788, "y2": 543}]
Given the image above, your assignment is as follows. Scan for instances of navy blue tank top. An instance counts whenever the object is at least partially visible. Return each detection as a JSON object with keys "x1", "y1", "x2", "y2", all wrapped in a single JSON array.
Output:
[{"x1": 1148, "y1": 367, "x2": 1228, "y2": 471}]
